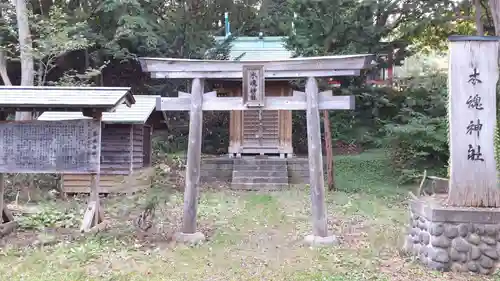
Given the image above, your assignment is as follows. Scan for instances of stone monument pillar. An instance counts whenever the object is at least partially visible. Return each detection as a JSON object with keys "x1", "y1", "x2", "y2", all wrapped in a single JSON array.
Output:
[{"x1": 402, "y1": 36, "x2": 500, "y2": 274}]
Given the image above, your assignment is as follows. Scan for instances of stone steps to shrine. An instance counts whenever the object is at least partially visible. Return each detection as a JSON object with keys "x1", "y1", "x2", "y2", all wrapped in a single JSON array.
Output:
[
  {"x1": 230, "y1": 157, "x2": 289, "y2": 191},
  {"x1": 232, "y1": 170, "x2": 285, "y2": 178}
]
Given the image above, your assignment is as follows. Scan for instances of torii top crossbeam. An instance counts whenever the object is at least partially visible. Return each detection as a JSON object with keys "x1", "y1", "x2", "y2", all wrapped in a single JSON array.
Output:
[
  {"x1": 139, "y1": 54, "x2": 374, "y2": 79},
  {"x1": 139, "y1": 54, "x2": 375, "y2": 112}
]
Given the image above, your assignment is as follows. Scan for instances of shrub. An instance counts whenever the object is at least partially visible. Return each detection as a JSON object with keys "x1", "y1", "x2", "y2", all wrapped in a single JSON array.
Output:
[
  {"x1": 380, "y1": 72, "x2": 448, "y2": 183},
  {"x1": 17, "y1": 208, "x2": 80, "y2": 231}
]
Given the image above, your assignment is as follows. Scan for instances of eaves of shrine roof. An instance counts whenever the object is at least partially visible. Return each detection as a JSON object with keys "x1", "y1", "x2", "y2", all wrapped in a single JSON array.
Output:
[
  {"x1": 213, "y1": 36, "x2": 293, "y2": 61},
  {"x1": 0, "y1": 86, "x2": 135, "y2": 112},
  {"x1": 37, "y1": 95, "x2": 158, "y2": 124}
]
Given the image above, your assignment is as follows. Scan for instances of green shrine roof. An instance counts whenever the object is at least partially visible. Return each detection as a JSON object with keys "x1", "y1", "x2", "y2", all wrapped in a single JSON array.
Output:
[{"x1": 214, "y1": 36, "x2": 293, "y2": 61}]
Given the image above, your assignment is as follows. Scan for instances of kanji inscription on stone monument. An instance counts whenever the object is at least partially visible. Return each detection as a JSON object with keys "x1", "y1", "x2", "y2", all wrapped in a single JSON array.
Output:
[
  {"x1": 447, "y1": 36, "x2": 499, "y2": 206},
  {"x1": 465, "y1": 68, "x2": 485, "y2": 163}
]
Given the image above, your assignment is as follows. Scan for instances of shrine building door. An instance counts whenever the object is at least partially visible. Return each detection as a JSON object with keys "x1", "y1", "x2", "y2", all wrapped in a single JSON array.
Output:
[{"x1": 227, "y1": 80, "x2": 293, "y2": 157}]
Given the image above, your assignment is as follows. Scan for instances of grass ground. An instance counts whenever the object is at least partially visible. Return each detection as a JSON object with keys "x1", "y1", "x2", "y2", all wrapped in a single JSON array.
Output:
[{"x1": 0, "y1": 150, "x2": 497, "y2": 280}]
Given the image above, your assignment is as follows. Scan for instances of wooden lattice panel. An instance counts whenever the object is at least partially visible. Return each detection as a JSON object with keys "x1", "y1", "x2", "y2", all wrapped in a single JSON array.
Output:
[
  {"x1": 0, "y1": 119, "x2": 100, "y2": 173},
  {"x1": 242, "y1": 110, "x2": 279, "y2": 147}
]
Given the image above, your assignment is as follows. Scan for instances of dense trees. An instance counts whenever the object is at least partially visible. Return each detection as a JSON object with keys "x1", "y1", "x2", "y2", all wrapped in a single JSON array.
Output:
[
  {"x1": 1, "y1": 0, "x2": 499, "y2": 181},
  {"x1": 1, "y1": 0, "x2": 492, "y2": 87}
]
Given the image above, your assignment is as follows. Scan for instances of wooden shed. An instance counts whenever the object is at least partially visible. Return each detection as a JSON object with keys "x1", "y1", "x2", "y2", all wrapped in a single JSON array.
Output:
[{"x1": 38, "y1": 95, "x2": 159, "y2": 193}]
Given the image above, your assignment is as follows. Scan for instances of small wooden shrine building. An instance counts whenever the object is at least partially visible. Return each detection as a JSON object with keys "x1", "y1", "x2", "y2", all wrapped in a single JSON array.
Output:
[
  {"x1": 211, "y1": 35, "x2": 301, "y2": 157},
  {"x1": 38, "y1": 95, "x2": 159, "y2": 193}
]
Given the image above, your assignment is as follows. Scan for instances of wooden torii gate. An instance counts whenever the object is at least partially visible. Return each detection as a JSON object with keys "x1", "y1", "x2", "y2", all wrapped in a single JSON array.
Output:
[{"x1": 139, "y1": 55, "x2": 374, "y2": 245}]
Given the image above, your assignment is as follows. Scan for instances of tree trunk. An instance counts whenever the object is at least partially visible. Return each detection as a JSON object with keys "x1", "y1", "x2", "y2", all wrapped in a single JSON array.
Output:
[
  {"x1": 489, "y1": 0, "x2": 500, "y2": 34},
  {"x1": 15, "y1": 0, "x2": 34, "y2": 121},
  {"x1": 0, "y1": 4, "x2": 12, "y2": 86},
  {"x1": 0, "y1": 50, "x2": 12, "y2": 86},
  {"x1": 476, "y1": 0, "x2": 485, "y2": 35}
]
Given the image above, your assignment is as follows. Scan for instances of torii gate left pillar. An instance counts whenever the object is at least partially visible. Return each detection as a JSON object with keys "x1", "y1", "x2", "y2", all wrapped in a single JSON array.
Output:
[
  {"x1": 159, "y1": 75, "x2": 355, "y2": 246},
  {"x1": 173, "y1": 78, "x2": 207, "y2": 244}
]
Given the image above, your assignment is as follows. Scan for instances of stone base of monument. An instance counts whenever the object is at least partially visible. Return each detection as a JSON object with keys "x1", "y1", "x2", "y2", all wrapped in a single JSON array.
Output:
[{"x1": 402, "y1": 195, "x2": 500, "y2": 274}]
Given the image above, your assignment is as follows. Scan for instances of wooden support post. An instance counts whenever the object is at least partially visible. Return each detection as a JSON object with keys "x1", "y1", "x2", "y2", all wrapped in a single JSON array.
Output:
[
  {"x1": 175, "y1": 78, "x2": 206, "y2": 244},
  {"x1": 447, "y1": 36, "x2": 500, "y2": 207},
  {"x1": 0, "y1": 112, "x2": 5, "y2": 225},
  {"x1": 323, "y1": 110, "x2": 335, "y2": 191},
  {"x1": 0, "y1": 173, "x2": 4, "y2": 224},
  {"x1": 129, "y1": 125, "x2": 134, "y2": 173},
  {"x1": 0, "y1": 170, "x2": 15, "y2": 238},
  {"x1": 80, "y1": 112, "x2": 106, "y2": 233},
  {"x1": 304, "y1": 77, "x2": 337, "y2": 246},
  {"x1": 387, "y1": 47, "x2": 394, "y2": 85}
]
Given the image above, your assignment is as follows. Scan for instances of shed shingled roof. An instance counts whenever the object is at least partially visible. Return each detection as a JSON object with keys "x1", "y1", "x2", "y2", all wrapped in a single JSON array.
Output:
[
  {"x1": 0, "y1": 86, "x2": 135, "y2": 111},
  {"x1": 37, "y1": 95, "x2": 159, "y2": 124}
]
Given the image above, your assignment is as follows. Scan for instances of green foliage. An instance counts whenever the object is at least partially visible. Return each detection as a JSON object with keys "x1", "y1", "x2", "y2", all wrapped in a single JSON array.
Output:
[
  {"x1": 87, "y1": 0, "x2": 171, "y2": 59},
  {"x1": 285, "y1": 0, "x2": 457, "y2": 66},
  {"x1": 282, "y1": 0, "x2": 462, "y2": 180},
  {"x1": 17, "y1": 209, "x2": 80, "y2": 231},
  {"x1": 407, "y1": 18, "x2": 476, "y2": 53},
  {"x1": 291, "y1": 69, "x2": 451, "y2": 183},
  {"x1": 30, "y1": 6, "x2": 94, "y2": 85},
  {"x1": 291, "y1": 63, "x2": 451, "y2": 183},
  {"x1": 334, "y1": 149, "x2": 405, "y2": 198},
  {"x1": 292, "y1": 85, "x2": 404, "y2": 154},
  {"x1": 0, "y1": 1, "x2": 16, "y2": 50},
  {"x1": 2, "y1": 0, "x2": 248, "y2": 88},
  {"x1": 0, "y1": 0, "x2": 486, "y2": 186},
  {"x1": 395, "y1": 52, "x2": 448, "y2": 78},
  {"x1": 337, "y1": 87, "x2": 403, "y2": 146},
  {"x1": 258, "y1": 0, "x2": 292, "y2": 36},
  {"x1": 381, "y1": 73, "x2": 449, "y2": 183},
  {"x1": 64, "y1": 236, "x2": 117, "y2": 263},
  {"x1": 86, "y1": 0, "x2": 258, "y2": 61},
  {"x1": 4, "y1": 173, "x2": 60, "y2": 199},
  {"x1": 405, "y1": 0, "x2": 500, "y2": 52},
  {"x1": 152, "y1": 111, "x2": 230, "y2": 156},
  {"x1": 293, "y1": 271, "x2": 391, "y2": 281}
]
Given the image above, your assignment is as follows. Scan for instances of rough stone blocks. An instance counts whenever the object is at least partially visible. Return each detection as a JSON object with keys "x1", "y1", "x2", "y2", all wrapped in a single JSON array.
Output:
[{"x1": 403, "y1": 197, "x2": 500, "y2": 274}]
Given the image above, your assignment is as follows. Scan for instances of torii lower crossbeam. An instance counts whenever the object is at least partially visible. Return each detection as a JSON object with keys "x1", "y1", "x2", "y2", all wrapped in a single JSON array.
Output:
[
  {"x1": 156, "y1": 90, "x2": 354, "y2": 111},
  {"x1": 165, "y1": 77, "x2": 354, "y2": 246}
]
